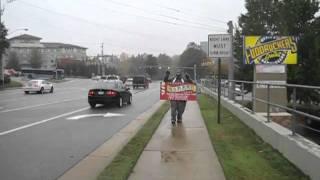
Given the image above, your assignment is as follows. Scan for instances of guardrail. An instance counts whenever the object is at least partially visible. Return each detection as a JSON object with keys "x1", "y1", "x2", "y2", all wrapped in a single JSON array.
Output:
[{"x1": 200, "y1": 79, "x2": 320, "y2": 137}]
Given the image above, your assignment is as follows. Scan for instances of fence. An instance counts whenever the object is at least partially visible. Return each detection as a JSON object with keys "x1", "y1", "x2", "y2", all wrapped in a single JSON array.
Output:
[{"x1": 200, "y1": 79, "x2": 320, "y2": 139}]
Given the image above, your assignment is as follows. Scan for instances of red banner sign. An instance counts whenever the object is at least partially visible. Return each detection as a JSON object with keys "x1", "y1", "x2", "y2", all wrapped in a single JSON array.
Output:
[{"x1": 160, "y1": 82, "x2": 197, "y2": 101}]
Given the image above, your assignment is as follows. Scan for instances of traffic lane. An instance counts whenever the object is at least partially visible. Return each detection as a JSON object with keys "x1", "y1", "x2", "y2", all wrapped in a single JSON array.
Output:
[
  {"x1": 0, "y1": 79, "x2": 145, "y2": 110},
  {"x1": 0, "y1": 79, "x2": 81, "y2": 99},
  {"x1": 0, "y1": 87, "x2": 146, "y2": 112},
  {"x1": 0, "y1": 80, "x2": 154, "y2": 132},
  {"x1": 0, "y1": 84, "x2": 160, "y2": 180},
  {"x1": 0, "y1": 98, "x2": 87, "y2": 133},
  {"x1": 0, "y1": 80, "x2": 93, "y2": 109},
  {"x1": 0, "y1": 86, "x2": 147, "y2": 111}
]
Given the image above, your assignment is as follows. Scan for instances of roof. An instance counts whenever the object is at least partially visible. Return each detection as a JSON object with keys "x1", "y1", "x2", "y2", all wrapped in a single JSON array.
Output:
[
  {"x1": 42, "y1": 42, "x2": 87, "y2": 49},
  {"x1": 9, "y1": 34, "x2": 42, "y2": 41}
]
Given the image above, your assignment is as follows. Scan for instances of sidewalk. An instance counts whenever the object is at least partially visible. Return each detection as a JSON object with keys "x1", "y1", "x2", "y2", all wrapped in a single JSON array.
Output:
[{"x1": 128, "y1": 101, "x2": 226, "y2": 180}]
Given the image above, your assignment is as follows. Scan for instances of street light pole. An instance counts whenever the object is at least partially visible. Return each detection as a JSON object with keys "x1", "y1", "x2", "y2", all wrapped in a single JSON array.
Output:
[{"x1": 1, "y1": 0, "x2": 4, "y2": 88}]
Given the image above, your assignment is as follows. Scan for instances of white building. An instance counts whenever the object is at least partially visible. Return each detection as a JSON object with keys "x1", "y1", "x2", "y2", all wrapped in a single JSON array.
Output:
[{"x1": 6, "y1": 34, "x2": 87, "y2": 69}]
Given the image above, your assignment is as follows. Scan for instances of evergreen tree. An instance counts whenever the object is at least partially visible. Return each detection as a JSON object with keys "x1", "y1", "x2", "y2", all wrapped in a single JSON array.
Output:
[
  {"x1": 0, "y1": 22, "x2": 9, "y2": 83},
  {"x1": 145, "y1": 55, "x2": 158, "y2": 78},
  {"x1": 237, "y1": 0, "x2": 320, "y2": 103},
  {"x1": 29, "y1": 49, "x2": 42, "y2": 68},
  {"x1": 179, "y1": 45, "x2": 207, "y2": 79}
]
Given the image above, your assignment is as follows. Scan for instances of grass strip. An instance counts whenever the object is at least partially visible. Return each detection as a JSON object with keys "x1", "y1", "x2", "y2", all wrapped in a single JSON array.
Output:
[
  {"x1": 48, "y1": 79, "x2": 69, "y2": 83},
  {"x1": 198, "y1": 94, "x2": 309, "y2": 180},
  {"x1": 1, "y1": 80, "x2": 23, "y2": 89},
  {"x1": 97, "y1": 101, "x2": 170, "y2": 180}
]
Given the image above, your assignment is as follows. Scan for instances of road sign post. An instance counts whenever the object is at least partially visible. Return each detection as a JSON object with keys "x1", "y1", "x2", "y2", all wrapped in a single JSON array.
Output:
[
  {"x1": 208, "y1": 34, "x2": 232, "y2": 124},
  {"x1": 217, "y1": 58, "x2": 221, "y2": 124}
]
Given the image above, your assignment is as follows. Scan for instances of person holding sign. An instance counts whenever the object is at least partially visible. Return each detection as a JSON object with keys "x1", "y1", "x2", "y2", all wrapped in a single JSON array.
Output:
[{"x1": 164, "y1": 70, "x2": 193, "y2": 125}]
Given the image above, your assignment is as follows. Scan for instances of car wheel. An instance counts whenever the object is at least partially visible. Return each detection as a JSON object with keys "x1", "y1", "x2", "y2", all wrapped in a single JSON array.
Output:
[
  {"x1": 118, "y1": 97, "x2": 123, "y2": 108},
  {"x1": 128, "y1": 95, "x2": 132, "y2": 105},
  {"x1": 39, "y1": 87, "x2": 44, "y2": 94},
  {"x1": 24, "y1": 91, "x2": 29, "y2": 94},
  {"x1": 50, "y1": 87, "x2": 54, "y2": 93},
  {"x1": 89, "y1": 102, "x2": 96, "y2": 108}
]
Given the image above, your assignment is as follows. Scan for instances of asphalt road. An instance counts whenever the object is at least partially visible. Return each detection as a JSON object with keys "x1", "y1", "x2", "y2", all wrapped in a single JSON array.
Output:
[{"x1": 0, "y1": 79, "x2": 160, "y2": 180}]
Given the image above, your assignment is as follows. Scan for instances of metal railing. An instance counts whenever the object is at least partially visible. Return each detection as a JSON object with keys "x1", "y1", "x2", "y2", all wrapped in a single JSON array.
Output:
[{"x1": 200, "y1": 79, "x2": 320, "y2": 137}]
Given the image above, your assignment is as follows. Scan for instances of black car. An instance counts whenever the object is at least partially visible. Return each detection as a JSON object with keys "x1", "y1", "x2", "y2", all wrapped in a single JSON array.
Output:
[{"x1": 88, "y1": 80, "x2": 132, "y2": 108}]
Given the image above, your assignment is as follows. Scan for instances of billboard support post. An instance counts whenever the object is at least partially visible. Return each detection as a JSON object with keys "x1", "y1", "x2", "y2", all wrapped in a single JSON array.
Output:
[{"x1": 227, "y1": 21, "x2": 235, "y2": 100}]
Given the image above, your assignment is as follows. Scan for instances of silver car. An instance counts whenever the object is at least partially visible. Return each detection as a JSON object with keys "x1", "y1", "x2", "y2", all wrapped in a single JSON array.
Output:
[{"x1": 23, "y1": 80, "x2": 54, "y2": 94}]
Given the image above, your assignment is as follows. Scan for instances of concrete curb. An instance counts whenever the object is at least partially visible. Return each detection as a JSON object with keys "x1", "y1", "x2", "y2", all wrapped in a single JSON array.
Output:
[{"x1": 58, "y1": 100, "x2": 166, "y2": 180}]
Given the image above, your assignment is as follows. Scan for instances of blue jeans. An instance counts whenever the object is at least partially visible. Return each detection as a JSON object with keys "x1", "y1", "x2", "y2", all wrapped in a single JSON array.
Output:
[{"x1": 170, "y1": 100, "x2": 186, "y2": 121}]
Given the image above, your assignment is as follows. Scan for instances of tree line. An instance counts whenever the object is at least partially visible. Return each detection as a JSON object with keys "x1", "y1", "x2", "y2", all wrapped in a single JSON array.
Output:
[{"x1": 234, "y1": 0, "x2": 320, "y2": 103}]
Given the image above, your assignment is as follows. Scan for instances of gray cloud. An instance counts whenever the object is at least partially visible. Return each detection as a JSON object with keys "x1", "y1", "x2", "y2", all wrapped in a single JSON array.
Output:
[{"x1": 3, "y1": 0, "x2": 245, "y2": 56}]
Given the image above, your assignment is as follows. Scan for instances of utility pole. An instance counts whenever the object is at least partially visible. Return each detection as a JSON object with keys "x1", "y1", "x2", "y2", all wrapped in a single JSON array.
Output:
[
  {"x1": 101, "y1": 43, "x2": 105, "y2": 76},
  {"x1": 227, "y1": 20, "x2": 235, "y2": 100},
  {"x1": 193, "y1": 64, "x2": 197, "y2": 82}
]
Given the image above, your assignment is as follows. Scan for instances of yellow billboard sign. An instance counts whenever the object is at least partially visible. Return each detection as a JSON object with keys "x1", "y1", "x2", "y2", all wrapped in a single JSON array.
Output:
[{"x1": 244, "y1": 36, "x2": 297, "y2": 64}]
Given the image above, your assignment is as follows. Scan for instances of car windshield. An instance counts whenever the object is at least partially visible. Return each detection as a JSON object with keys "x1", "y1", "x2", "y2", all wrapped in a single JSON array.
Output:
[
  {"x1": 93, "y1": 81, "x2": 120, "y2": 90},
  {"x1": 28, "y1": 80, "x2": 40, "y2": 85},
  {"x1": 107, "y1": 76, "x2": 118, "y2": 80}
]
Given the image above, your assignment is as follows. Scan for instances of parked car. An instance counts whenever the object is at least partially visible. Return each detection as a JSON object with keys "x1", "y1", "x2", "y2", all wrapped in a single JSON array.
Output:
[
  {"x1": 106, "y1": 75, "x2": 120, "y2": 80},
  {"x1": 88, "y1": 79, "x2": 132, "y2": 108},
  {"x1": 132, "y1": 75, "x2": 149, "y2": 89},
  {"x1": 23, "y1": 80, "x2": 54, "y2": 94},
  {"x1": 92, "y1": 76, "x2": 101, "y2": 81},
  {"x1": 101, "y1": 76, "x2": 107, "y2": 80}
]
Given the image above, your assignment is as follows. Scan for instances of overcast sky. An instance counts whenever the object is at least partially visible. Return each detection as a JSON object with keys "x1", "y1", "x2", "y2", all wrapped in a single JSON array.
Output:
[{"x1": 3, "y1": 0, "x2": 246, "y2": 56}]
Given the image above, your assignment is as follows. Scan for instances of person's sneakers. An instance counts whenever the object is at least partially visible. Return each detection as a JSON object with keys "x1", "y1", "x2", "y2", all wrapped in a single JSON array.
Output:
[
  {"x1": 171, "y1": 119, "x2": 176, "y2": 125},
  {"x1": 177, "y1": 119, "x2": 182, "y2": 123}
]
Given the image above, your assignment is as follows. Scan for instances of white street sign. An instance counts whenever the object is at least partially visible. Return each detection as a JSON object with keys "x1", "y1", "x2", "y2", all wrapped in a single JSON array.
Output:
[
  {"x1": 208, "y1": 34, "x2": 232, "y2": 58},
  {"x1": 67, "y1": 113, "x2": 124, "y2": 120}
]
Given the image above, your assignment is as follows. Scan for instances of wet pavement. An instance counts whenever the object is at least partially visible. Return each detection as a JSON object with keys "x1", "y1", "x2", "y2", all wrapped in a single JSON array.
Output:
[
  {"x1": 0, "y1": 79, "x2": 161, "y2": 180},
  {"x1": 129, "y1": 101, "x2": 226, "y2": 180}
]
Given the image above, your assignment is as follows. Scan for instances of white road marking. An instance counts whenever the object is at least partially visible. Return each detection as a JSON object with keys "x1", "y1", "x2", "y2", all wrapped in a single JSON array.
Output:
[
  {"x1": 0, "y1": 91, "x2": 22, "y2": 96},
  {"x1": 67, "y1": 112, "x2": 124, "y2": 120},
  {"x1": 0, "y1": 107, "x2": 90, "y2": 136},
  {"x1": 0, "y1": 97, "x2": 86, "y2": 114},
  {"x1": 104, "y1": 112, "x2": 124, "y2": 117},
  {"x1": 67, "y1": 114, "x2": 105, "y2": 120}
]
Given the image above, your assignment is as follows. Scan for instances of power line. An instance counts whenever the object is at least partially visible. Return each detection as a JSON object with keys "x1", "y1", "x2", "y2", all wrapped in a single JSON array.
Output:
[
  {"x1": 18, "y1": 1, "x2": 165, "y2": 39},
  {"x1": 7, "y1": 13, "x2": 179, "y2": 55},
  {"x1": 146, "y1": 0, "x2": 228, "y2": 24},
  {"x1": 96, "y1": 4, "x2": 224, "y2": 31},
  {"x1": 102, "y1": 0, "x2": 226, "y2": 30},
  {"x1": 18, "y1": 0, "x2": 225, "y2": 37}
]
